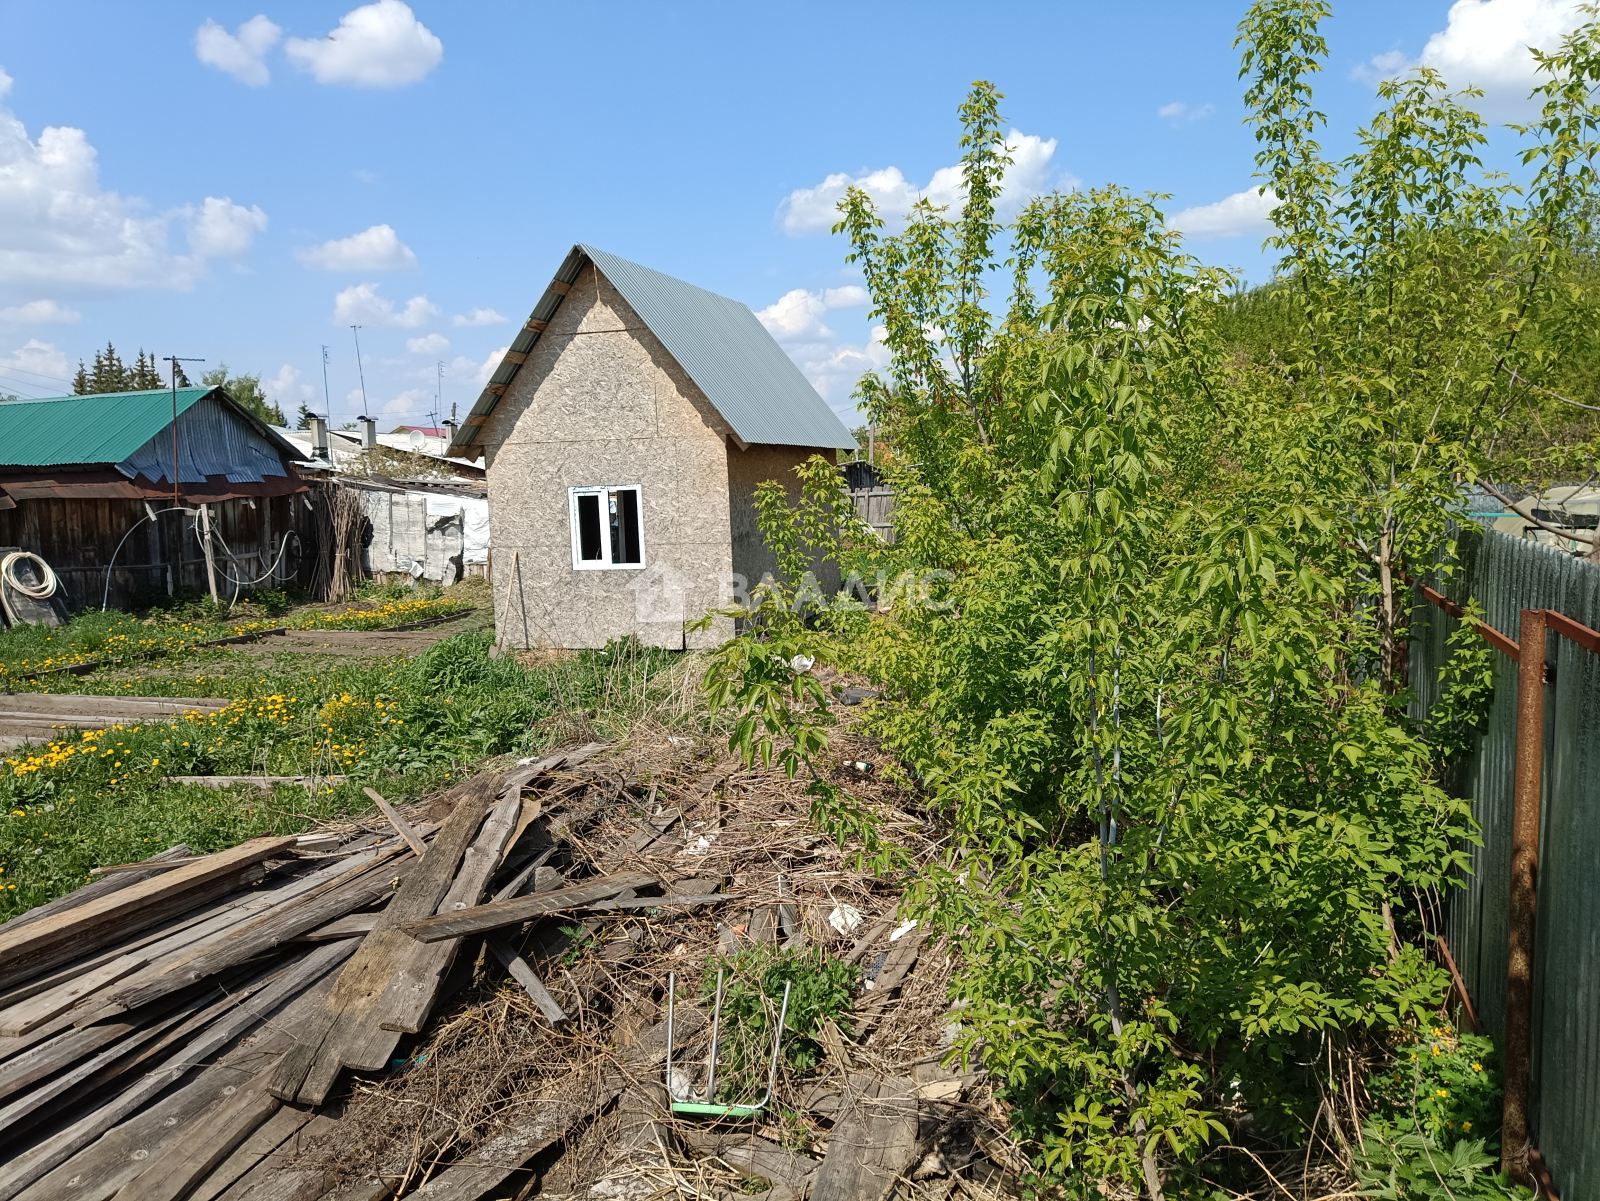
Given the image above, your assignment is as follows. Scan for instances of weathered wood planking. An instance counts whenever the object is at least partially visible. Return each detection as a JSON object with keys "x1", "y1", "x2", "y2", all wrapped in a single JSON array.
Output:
[
  {"x1": 397, "y1": 871, "x2": 658, "y2": 942},
  {"x1": 267, "y1": 772, "x2": 501, "y2": 1106},
  {"x1": 0, "y1": 836, "x2": 299, "y2": 990}
]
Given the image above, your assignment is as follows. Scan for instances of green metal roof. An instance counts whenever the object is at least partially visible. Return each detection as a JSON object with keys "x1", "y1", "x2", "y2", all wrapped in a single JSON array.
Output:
[
  {"x1": 451, "y1": 245, "x2": 857, "y2": 456},
  {"x1": 0, "y1": 387, "x2": 213, "y2": 467}
]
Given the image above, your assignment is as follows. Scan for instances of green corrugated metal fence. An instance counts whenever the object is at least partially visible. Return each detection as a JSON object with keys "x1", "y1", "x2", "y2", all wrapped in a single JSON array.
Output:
[{"x1": 1409, "y1": 529, "x2": 1600, "y2": 1200}]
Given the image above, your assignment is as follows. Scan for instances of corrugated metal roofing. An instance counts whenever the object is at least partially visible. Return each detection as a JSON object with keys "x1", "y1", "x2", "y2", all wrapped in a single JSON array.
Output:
[
  {"x1": 120, "y1": 394, "x2": 293, "y2": 483},
  {"x1": 0, "y1": 388, "x2": 212, "y2": 466},
  {"x1": 450, "y1": 245, "x2": 856, "y2": 456},
  {"x1": 0, "y1": 387, "x2": 298, "y2": 480},
  {"x1": 579, "y1": 245, "x2": 855, "y2": 450}
]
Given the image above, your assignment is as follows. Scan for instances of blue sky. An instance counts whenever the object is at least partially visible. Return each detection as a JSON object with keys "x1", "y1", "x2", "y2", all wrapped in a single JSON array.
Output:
[{"x1": 0, "y1": 0, "x2": 1585, "y2": 430}]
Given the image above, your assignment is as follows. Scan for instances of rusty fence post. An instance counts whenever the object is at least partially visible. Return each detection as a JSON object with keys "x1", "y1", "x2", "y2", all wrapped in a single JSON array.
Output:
[{"x1": 1503, "y1": 607, "x2": 1547, "y2": 1177}]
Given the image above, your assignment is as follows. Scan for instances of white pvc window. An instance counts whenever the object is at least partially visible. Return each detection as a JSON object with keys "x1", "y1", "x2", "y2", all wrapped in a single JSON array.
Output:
[{"x1": 569, "y1": 485, "x2": 645, "y2": 570}]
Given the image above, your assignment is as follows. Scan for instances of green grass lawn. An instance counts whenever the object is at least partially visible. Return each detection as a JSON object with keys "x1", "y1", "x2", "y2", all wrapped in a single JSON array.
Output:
[{"x1": 0, "y1": 588, "x2": 703, "y2": 921}]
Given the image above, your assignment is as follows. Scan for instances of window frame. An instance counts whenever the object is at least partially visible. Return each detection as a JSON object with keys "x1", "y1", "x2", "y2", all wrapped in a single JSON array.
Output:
[{"x1": 567, "y1": 484, "x2": 646, "y2": 571}]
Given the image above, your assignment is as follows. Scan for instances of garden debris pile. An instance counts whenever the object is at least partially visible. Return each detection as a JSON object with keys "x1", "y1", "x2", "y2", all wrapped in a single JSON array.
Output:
[{"x1": 0, "y1": 735, "x2": 1019, "y2": 1201}]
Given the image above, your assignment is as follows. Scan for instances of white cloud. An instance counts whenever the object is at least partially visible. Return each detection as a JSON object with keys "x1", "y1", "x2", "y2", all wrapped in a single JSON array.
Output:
[
  {"x1": 1169, "y1": 187, "x2": 1281, "y2": 240},
  {"x1": 296, "y1": 223, "x2": 416, "y2": 271},
  {"x1": 0, "y1": 299, "x2": 79, "y2": 323},
  {"x1": 406, "y1": 332, "x2": 449, "y2": 354},
  {"x1": 333, "y1": 282, "x2": 439, "y2": 327},
  {"x1": 195, "y1": 16, "x2": 282, "y2": 86},
  {"x1": 787, "y1": 326, "x2": 893, "y2": 404},
  {"x1": 452, "y1": 306, "x2": 506, "y2": 327},
  {"x1": 285, "y1": 0, "x2": 443, "y2": 88},
  {"x1": 780, "y1": 128, "x2": 1067, "y2": 236},
  {"x1": 263, "y1": 364, "x2": 314, "y2": 411},
  {"x1": 0, "y1": 73, "x2": 265, "y2": 293},
  {"x1": 186, "y1": 196, "x2": 268, "y2": 256},
  {"x1": 1158, "y1": 101, "x2": 1215, "y2": 126},
  {"x1": 757, "y1": 289, "x2": 834, "y2": 342},
  {"x1": 1357, "y1": 0, "x2": 1585, "y2": 109},
  {"x1": 1, "y1": 338, "x2": 71, "y2": 384},
  {"x1": 823, "y1": 285, "x2": 869, "y2": 308},
  {"x1": 756, "y1": 285, "x2": 873, "y2": 343},
  {"x1": 450, "y1": 346, "x2": 508, "y2": 386},
  {"x1": 381, "y1": 387, "x2": 428, "y2": 417}
]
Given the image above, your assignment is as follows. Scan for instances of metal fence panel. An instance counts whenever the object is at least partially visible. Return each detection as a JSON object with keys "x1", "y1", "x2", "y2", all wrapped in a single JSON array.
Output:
[{"x1": 1409, "y1": 529, "x2": 1600, "y2": 1199}]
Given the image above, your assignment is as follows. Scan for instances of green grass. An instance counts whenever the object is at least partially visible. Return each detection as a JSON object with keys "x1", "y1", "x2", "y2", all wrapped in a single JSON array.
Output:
[{"x1": 0, "y1": 618, "x2": 706, "y2": 921}]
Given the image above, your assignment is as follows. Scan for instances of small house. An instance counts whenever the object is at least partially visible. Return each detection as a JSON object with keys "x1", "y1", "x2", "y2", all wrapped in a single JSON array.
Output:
[
  {"x1": 449, "y1": 245, "x2": 856, "y2": 649},
  {"x1": 0, "y1": 387, "x2": 311, "y2": 611}
]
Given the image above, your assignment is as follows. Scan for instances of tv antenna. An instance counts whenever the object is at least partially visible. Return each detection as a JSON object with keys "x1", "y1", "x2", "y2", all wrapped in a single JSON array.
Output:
[
  {"x1": 163, "y1": 356, "x2": 204, "y2": 506},
  {"x1": 320, "y1": 345, "x2": 331, "y2": 419},
  {"x1": 350, "y1": 325, "x2": 368, "y2": 418}
]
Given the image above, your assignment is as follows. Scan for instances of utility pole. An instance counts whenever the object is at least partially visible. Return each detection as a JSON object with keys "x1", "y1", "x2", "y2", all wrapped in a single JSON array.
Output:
[
  {"x1": 351, "y1": 325, "x2": 368, "y2": 419},
  {"x1": 163, "y1": 355, "x2": 205, "y2": 599},
  {"x1": 320, "y1": 344, "x2": 331, "y2": 421}
]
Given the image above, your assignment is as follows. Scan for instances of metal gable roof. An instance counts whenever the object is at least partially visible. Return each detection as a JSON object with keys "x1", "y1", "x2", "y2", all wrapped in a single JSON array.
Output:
[
  {"x1": 0, "y1": 387, "x2": 302, "y2": 474},
  {"x1": 0, "y1": 388, "x2": 213, "y2": 466},
  {"x1": 449, "y1": 244, "x2": 857, "y2": 456}
]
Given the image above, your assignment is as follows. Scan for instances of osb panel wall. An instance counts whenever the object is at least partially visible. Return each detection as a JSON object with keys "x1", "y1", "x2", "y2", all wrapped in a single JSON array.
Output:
[
  {"x1": 0, "y1": 494, "x2": 309, "y2": 612},
  {"x1": 481, "y1": 263, "x2": 737, "y2": 650},
  {"x1": 727, "y1": 443, "x2": 841, "y2": 595}
]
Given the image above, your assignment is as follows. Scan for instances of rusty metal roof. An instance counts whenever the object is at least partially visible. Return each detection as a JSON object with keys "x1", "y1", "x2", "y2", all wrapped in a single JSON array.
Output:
[{"x1": 449, "y1": 245, "x2": 856, "y2": 457}]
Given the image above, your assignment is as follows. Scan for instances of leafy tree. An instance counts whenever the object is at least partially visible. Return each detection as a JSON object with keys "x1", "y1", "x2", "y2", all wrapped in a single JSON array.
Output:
[
  {"x1": 695, "y1": 9, "x2": 1600, "y2": 1194},
  {"x1": 201, "y1": 364, "x2": 286, "y2": 425}
]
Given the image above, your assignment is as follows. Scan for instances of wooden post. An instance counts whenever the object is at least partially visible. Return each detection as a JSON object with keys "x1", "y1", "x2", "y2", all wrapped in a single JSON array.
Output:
[
  {"x1": 1503, "y1": 607, "x2": 1547, "y2": 1176},
  {"x1": 198, "y1": 503, "x2": 221, "y2": 603}
]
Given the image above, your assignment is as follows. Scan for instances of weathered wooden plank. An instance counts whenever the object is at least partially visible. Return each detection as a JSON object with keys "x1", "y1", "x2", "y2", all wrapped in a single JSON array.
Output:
[
  {"x1": 293, "y1": 913, "x2": 379, "y2": 942},
  {"x1": 0, "y1": 941, "x2": 355, "y2": 1201},
  {"x1": 105, "y1": 841, "x2": 416, "y2": 1013},
  {"x1": 116, "y1": 1065, "x2": 282, "y2": 1201},
  {"x1": 0, "y1": 955, "x2": 146, "y2": 1036},
  {"x1": 855, "y1": 925, "x2": 930, "y2": 1014},
  {"x1": 186, "y1": 1106, "x2": 314, "y2": 1201},
  {"x1": 411, "y1": 1007, "x2": 708, "y2": 1201},
  {"x1": 267, "y1": 772, "x2": 500, "y2": 1106},
  {"x1": 0, "y1": 836, "x2": 298, "y2": 990},
  {"x1": 0, "y1": 845, "x2": 191, "y2": 936},
  {"x1": 375, "y1": 788, "x2": 521, "y2": 1034},
  {"x1": 810, "y1": 1076, "x2": 918, "y2": 1201},
  {"x1": 495, "y1": 740, "x2": 609, "y2": 797},
  {"x1": 397, "y1": 872, "x2": 658, "y2": 942},
  {"x1": 486, "y1": 936, "x2": 566, "y2": 1024},
  {"x1": 362, "y1": 787, "x2": 426, "y2": 857}
]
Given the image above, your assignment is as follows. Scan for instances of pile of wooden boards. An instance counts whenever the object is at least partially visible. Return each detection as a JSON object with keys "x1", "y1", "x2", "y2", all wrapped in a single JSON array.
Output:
[{"x1": 0, "y1": 739, "x2": 1017, "y2": 1201}]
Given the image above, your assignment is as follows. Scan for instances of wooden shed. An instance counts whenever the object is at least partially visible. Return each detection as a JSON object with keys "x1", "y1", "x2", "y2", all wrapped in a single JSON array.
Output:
[
  {"x1": 449, "y1": 244, "x2": 857, "y2": 650},
  {"x1": 0, "y1": 387, "x2": 312, "y2": 612}
]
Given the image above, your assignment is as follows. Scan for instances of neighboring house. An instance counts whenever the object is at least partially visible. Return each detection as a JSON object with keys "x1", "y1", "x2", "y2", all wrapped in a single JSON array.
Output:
[
  {"x1": 344, "y1": 476, "x2": 490, "y2": 585},
  {"x1": 0, "y1": 387, "x2": 311, "y2": 610},
  {"x1": 275, "y1": 420, "x2": 484, "y2": 481},
  {"x1": 449, "y1": 244, "x2": 856, "y2": 650}
]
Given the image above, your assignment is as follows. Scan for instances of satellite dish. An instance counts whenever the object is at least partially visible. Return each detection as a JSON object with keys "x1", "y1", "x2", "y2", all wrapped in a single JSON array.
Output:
[{"x1": 409, "y1": 429, "x2": 426, "y2": 450}]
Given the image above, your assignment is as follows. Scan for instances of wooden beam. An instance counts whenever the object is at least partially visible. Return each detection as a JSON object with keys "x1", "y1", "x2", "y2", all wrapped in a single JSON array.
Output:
[
  {"x1": 397, "y1": 872, "x2": 658, "y2": 943},
  {"x1": 363, "y1": 787, "x2": 427, "y2": 858},
  {"x1": 0, "y1": 835, "x2": 298, "y2": 991}
]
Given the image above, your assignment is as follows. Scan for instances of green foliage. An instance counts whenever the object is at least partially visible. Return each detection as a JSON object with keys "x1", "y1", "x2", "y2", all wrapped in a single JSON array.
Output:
[
  {"x1": 699, "y1": 946, "x2": 859, "y2": 1101},
  {"x1": 72, "y1": 345, "x2": 168, "y2": 394},
  {"x1": 0, "y1": 619, "x2": 703, "y2": 919},
  {"x1": 203, "y1": 364, "x2": 286, "y2": 426},
  {"x1": 686, "y1": 11, "x2": 1600, "y2": 1185},
  {"x1": 1369, "y1": 1027, "x2": 1502, "y2": 1147},
  {"x1": 1425, "y1": 603, "x2": 1498, "y2": 761},
  {"x1": 1354, "y1": 1129, "x2": 1532, "y2": 1201}
]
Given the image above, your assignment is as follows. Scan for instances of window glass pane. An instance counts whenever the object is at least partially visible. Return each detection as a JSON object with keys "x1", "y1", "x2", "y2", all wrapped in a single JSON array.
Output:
[
  {"x1": 576, "y1": 493, "x2": 603, "y2": 560},
  {"x1": 613, "y1": 488, "x2": 641, "y2": 564}
]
